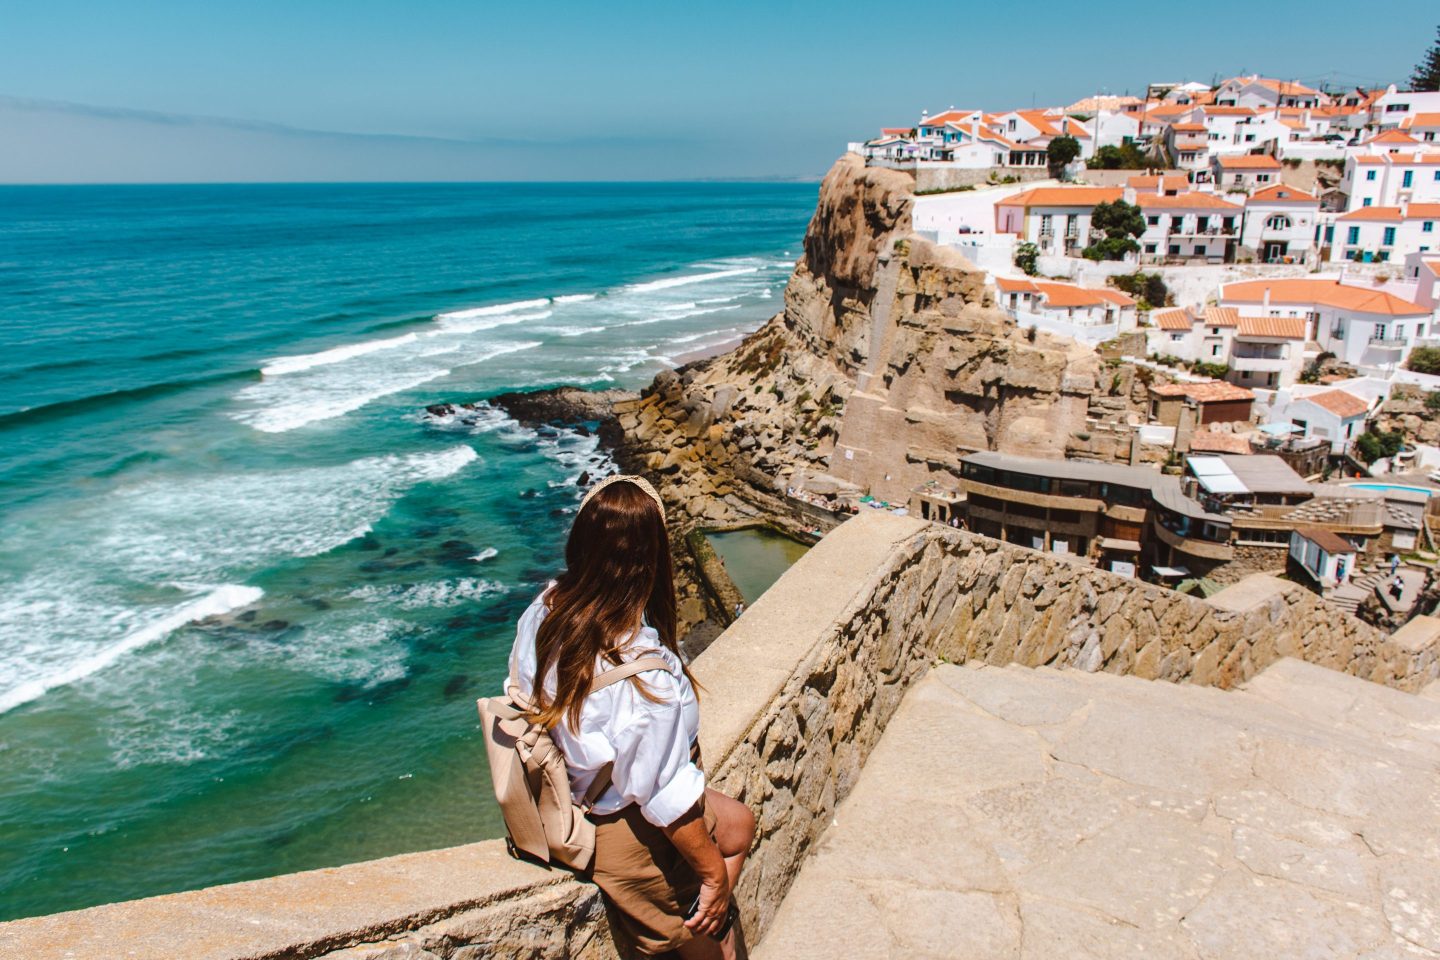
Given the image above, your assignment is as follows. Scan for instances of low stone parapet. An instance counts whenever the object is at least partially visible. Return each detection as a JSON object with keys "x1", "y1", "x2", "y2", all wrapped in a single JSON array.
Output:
[{"x1": 4, "y1": 512, "x2": 1434, "y2": 959}]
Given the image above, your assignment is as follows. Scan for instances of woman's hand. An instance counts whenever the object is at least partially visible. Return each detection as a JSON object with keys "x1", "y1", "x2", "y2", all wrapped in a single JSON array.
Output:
[
  {"x1": 686, "y1": 871, "x2": 732, "y2": 936},
  {"x1": 661, "y1": 801, "x2": 732, "y2": 937}
]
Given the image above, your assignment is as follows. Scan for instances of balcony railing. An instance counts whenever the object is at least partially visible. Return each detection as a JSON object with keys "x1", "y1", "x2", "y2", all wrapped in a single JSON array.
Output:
[{"x1": 1367, "y1": 337, "x2": 1408, "y2": 349}]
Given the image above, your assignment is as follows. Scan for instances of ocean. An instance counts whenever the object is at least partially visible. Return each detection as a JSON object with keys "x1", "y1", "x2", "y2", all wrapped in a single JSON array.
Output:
[{"x1": 0, "y1": 181, "x2": 816, "y2": 921}]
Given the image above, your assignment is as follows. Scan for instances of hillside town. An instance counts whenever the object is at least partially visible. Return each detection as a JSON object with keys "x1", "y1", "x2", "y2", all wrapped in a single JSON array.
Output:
[{"x1": 832, "y1": 75, "x2": 1440, "y2": 620}]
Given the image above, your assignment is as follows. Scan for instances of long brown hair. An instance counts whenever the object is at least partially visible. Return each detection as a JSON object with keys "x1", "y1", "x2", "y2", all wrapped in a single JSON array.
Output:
[{"x1": 531, "y1": 479, "x2": 693, "y2": 730}]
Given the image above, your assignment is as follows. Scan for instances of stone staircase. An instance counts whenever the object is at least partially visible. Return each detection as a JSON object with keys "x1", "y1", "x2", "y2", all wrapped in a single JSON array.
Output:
[{"x1": 756, "y1": 658, "x2": 1440, "y2": 959}]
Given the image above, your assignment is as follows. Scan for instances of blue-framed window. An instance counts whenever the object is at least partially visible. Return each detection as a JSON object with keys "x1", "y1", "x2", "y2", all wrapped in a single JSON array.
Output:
[
  {"x1": 1366, "y1": 170, "x2": 1377, "y2": 181},
  {"x1": 1383, "y1": 227, "x2": 1396, "y2": 246},
  {"x1": 1347, "y1": 226, "x2": 1360, "y2": 243}
]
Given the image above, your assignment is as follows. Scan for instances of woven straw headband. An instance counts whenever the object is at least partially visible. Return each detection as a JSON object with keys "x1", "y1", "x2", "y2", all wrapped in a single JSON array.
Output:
[{"x1": 579, "y1": 474, "x2": 665, "y2": 516}]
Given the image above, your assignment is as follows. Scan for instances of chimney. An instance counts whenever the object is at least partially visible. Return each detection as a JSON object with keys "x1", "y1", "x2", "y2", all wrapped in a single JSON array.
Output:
[{"x1": 1263, "y1": 287, "x2": 1271, "y2": 310}]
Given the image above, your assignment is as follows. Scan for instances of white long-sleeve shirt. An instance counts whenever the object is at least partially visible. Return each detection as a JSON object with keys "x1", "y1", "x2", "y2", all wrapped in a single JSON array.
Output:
[{"x1": 505, "y1": 587, "x2": 704, "y2": 828}]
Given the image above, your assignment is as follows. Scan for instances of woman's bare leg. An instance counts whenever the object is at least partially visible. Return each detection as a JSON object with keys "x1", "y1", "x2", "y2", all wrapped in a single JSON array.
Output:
[{"x1": 704, "y1": 788, "x2": 756, "y2": 892}]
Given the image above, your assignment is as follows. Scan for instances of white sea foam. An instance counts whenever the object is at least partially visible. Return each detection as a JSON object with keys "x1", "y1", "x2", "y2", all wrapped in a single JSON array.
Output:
[
  {"x1": 553, "y1": 293, "x2": 597, "y2": 304},
  {"x1": 260, "y1": 334, "x2": 419, "y2": 377},
  {"x1": 0, "y1": 585, "x2": 263, "y2": 715},
  {"x1": 234, "y1": 368, "x2": 452, "y2": 433},
  {"x1": 347, "y1": 577, "x2": 506, "y2": 611},
  {"x1": 624, "y1": 266, "x2": 759, "y2": 293},
  {"x1": 437, "y1": 309, "x2": 551, "y2": 335},
  {"x1": 435, "y1": 298, "x2": 550, "y2": 321},
  {"x1": 471, "y1": 546, "x2": 499, "y2": 562}
]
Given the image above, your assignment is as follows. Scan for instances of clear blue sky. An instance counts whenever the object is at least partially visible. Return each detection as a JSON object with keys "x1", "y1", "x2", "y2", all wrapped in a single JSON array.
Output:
[{"x1": 0, "y1": 0, "x2": 1435, "y2": 182}]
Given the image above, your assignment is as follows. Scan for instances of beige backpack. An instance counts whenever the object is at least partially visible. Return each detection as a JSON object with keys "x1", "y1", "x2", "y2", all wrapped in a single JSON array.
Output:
[{"x1": 478, "y1": 655, "x2": 671, "y2": 871}]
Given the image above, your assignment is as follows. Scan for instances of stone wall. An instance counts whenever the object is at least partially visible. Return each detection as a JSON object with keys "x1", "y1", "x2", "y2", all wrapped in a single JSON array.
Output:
[
  {"x1": 5, "y1": 513, "x2": 1436, "y2": 960},
  {"x1": 913, "y1": 165, "x2": 1049, "y2": 193}
]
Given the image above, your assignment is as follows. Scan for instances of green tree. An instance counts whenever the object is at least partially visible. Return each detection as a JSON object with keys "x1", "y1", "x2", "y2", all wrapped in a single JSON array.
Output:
[
  {"x1": 1083, "y1": 200, "x2": 1145, "y2": 261},
  {"x1": 1046, "y1": 136, "x2": 1081, "y2": 178},
  {"x1": 1412, "y1": 25, "x2": 1440, "y2": 91},
  {"x1": 1014, "y1": 241, "x2": 1040, "y2": 276},
  {"x1": 1355, "y1": 430, "x2": 1406, "y2": 464},
  {"x1": 1406, "y1": 346, "x2": 1440, "y2": 374},
  {"x1": 1085, "y1": 141, "x2": 1153, "y2": 170}
]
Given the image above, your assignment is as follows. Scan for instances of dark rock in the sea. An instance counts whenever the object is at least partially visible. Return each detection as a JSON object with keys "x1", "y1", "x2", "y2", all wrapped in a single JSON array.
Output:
[
  {"x1": 261, "y1": 620, "x2": 290, "y2": 632},
  {"x1": 437, "y1": 539, "x2": 478, "y2": 562},
  {"x1": 445, "y1": 613, "x2": 483, "y2": 632},
  {"x1": 358, "y1": 559, "x2": 391, "y2": 574},
  {"x1": 576, "y1": 423, "x2": 591, "y2": 437},
  {"x1": 550, "y1": 507, "x2": 570, "y2": 518},
  {"x1": 469, "y1": 386, "x2": 638, "y2": 451},
  {"x1": 305, "y1": 598, "x2": 332, "y2": 611},
  {"x1": 357, "y1": 536, "x2": 382, "y2": 551},
  {"x1": 577, "y1": 470, "x2": 591, "y2": 487},
  {"x1": 443, "y1": 674, "x2": 470, "y2": 699},
  {"x1": 427, "y1": 506, "x2": 462, "y2": 520},
  {"x1": 237, "y1": 610, "x2": 258, "y2": 623},
  {"x1": 394, "y1": 559, "x2": 427, "y2": 572},
  {"x1": 413, "y1": 526, "x2": 439, "y2": 539},
  {"x1": 383, "y1": 547, "x2": 400, "y2": 557},
  {"x1": 425, "y1": 403, "x2": 457, "y2": 417},
  {"x1": 520, "y1": 488, "x2": 541, "y2": 499}
]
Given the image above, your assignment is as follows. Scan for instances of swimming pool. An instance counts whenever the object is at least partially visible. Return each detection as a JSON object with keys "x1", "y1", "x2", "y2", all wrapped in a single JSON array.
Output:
[{"x1": 1342, "y1": 482, "x2": 1437, "y2": 498}]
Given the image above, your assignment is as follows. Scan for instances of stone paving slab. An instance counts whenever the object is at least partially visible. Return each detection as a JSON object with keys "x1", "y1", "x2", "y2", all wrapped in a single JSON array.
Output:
[{"x1": 755, "y1": 659, "x2": 1440, "y2": 960}]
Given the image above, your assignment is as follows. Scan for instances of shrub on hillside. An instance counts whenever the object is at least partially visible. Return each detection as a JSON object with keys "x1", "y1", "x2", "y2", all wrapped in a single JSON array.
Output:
[{"x1": 1406, "y1": 346, "x2": 1440, "y2": 375}]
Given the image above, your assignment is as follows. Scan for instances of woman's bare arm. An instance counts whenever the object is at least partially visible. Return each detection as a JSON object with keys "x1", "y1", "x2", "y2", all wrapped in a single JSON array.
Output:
[{"x1": 661, "y1": 802, "x2": 730, "y2": 936}]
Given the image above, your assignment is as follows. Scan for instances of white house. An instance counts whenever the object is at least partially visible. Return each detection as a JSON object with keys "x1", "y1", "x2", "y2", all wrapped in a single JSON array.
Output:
[
  {"x1": 1218, "y1": 278, "x2": 1435, "y2": 373},
  {"x1": 1165, "y1": 122, "x2": 1210, "y2": 170},
  {"x1": 1342, "y1": 153, "x2": 1440, "y2": 211},
  {"x1": 1400, "y1": 112, "x2": 1440, "y2": 145},
  {"x1": 1211, "y1": 154, "x2": 1283, "y2": 194},
  {"x1": 1135, "y1": 191, "x2": 1244, "y2": 263},
  {"x1": 993, "y1": 276, "x2": 1137, "y2": 343},
  {"x1": 1228, "y1": 315, "x2": 1308, "y2": 390},
  {"x1": 1289, "y1": 527, "x2": 1358, "y2": 590},
  {"x1": 1076, "y1": 111, "x2": 1142, "y2": 155},
  {"x1": 1356, "y1": 129, "x2": 1426, "y2": 156},
  {"x1": 994, "y1": 186, "x2": 1125, "y2": 257},
  {"x1": 1241, "y1": 183, "x2": 1321, "y2": 263},
  {"x1": 1267, "y1": 384, "x2": 1374, "y2": 454},
  {"x1": 1330, "y1": 203, "x2": 1440, "y2": 263},
  {"x1": 1216, "y1": 76, "x2": 1325, "y2": 111},
  {"x1": 1147, "y1": 306, "x2": 1238, "y2": 363},
  {"x1": 1405, "y1": 252, "x2": 1440, "y2": 310},
  {"x1": 1371, "y1": 87, "x2": 1440, "y2": 129}
]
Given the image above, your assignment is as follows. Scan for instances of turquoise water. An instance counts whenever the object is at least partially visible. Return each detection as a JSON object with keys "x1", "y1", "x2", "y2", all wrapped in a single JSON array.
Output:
[
  {"x1": 0, "y1": 182, "x2": 816, "y2": 920},
  {"x1": 1343, "y1": 483, "x2": 1436, "y2": 497},
  {"x1": 704, "y1": 528, "x2": 811, "y2": 604}
]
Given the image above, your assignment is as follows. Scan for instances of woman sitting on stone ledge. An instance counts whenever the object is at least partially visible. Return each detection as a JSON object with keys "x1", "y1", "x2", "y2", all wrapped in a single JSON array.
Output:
[{"x1": 508, "y1": 475, "x2": 755, "y2": 959}]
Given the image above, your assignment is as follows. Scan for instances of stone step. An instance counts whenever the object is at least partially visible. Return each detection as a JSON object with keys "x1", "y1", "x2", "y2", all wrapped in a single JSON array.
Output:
[{"x1": 756, "y1": 660, "x2": 1440, "y2": 960}]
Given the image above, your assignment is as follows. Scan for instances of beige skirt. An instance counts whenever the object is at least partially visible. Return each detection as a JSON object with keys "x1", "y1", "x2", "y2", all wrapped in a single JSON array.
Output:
[{"x1": 589, "y1": 744, "x2": 715, "y2": 956}]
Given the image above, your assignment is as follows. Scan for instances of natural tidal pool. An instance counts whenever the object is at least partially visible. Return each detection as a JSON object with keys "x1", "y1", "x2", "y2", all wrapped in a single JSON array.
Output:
[{"x1": 703, "y1": 527, "x2": 811, "y2": 604}]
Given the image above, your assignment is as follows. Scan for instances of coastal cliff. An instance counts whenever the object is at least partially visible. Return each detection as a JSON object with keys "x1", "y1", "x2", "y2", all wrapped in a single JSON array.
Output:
[{"x1": 613, "y1": 154, "x2": 1101, "y2": 526}]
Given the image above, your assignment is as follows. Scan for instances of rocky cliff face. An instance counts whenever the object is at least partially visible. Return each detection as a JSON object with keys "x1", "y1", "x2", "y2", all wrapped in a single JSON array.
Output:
[{"x1": 616, "y1": 154, "x2": 1102, "y2": 518}]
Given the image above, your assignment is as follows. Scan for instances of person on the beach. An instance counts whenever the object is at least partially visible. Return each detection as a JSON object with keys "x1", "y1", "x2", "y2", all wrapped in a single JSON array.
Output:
[{"x1": 506, "y1": 475, "x2": 754, "y2": 959}]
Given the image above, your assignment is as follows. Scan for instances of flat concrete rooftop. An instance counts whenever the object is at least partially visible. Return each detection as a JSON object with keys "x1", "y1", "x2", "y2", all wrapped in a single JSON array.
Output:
[{"x1": 757, "y1": 658, "x2": 1440, "y2": 959}]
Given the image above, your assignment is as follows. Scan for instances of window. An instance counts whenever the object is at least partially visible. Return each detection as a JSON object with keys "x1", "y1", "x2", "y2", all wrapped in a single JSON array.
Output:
[
  {"x1": 1170, "y1": 332, "x2": 1184, "y2": 341},
  {"x1": 1425, "y1": 221, "x2": 1435, "y2": 233},
  {"x1": 1266, "y1": 215, "x2": 1292, "y2": 230},
  {"x1": 1169, "y1": 244, "x2": 1180, "y2": 255},
  {"x1": 1212, "y1": 344, "x2": 1222, "y2": 356},
  {"x1": 1366, "y1": 170, "x2": 1377, "y2": 181},
  {"x1": 1147, "y1": 215, "x2": 1160, "y2": 226},
  {"x1": 1363, "y1": 198, "x2": 1373, "y2": 207},
  {"x1": 1347, "y1": 226, "x2": 1360, "y2": 244},
  {"x1": 1383, "y1": 227, "x2": 1396, "y2": 246},
  {"x1": 1144, "y1": 243, "x2": 1157, "y2": 254},
  {"x1": 1257, "y1": 174, "x2": 1271, "y2": 183},
  {"x1": 1403, "y1": 170, "x2": 1414, "y2": 188},
  {"x1": 1435, "y1": 171, "x2": 1440, "y2": 181}
]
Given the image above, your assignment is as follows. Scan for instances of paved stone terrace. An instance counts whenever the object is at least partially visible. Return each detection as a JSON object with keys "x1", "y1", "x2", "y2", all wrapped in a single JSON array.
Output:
[{"x1": 757, "y1": 659, "x2": 1440, "y2": 959}]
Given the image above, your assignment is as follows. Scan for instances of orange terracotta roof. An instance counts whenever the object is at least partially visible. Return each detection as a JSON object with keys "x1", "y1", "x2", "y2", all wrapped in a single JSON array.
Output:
[
  {"x1": 1016, "y1": 110, "x2": 1061, "y2": 137},
  {"x1": 1203, "y1": 307, "x2": 1240, "y2": 327},
  {"x1": 1149, "y1": 381, "x2": 1255, "y2": 403},
  {"x1": 920, "y1": 110, "x2": 978, "y2": 125},
  {"x1": 1128, "y1": 174, "x2": 1190, "y2": 191},
  {"x1": 1221, "y1": 279, "x2": 1428, "y2": 316},
  {"x1": 1136, "y1": 192, "x2": 1244, "y2": 210},
  {"x1": 1032, "y1": 281, "x2": 1135, "y2": 308},
  {"x1": 997, "y1": 186, "x2": 1125, "y2": 208},
  {"x1": 1171, "y1": 122, "x2": 1207, "y2": 132},
  {"x1": 1247, "y1": 183, "x2": 1317, "y2": 203},
  {"x1": 1338, "y1": 206, "x2": 1404, "y2": 222},
  {"x1": 1094, "y1": 288, "x2": 1137, "y2": 307},
  {"x1": 1303, "y1": 390, "x2": 1370, "y2": 419},
  {"x1": 1216, "y1": 154, "x2": 1282, "y2": 169},
  {"x1": 1251, "y1": 77, "x2": 1320, "y2": 96},
  {"x1": 1188, "y1": 432, "x2": 1254, "y2": 455},
  {"x1": 1352, "y1": 153, "x2": 1440, "y2": 166},
  {"x1": 1236, "y1": 316, "x2": 1307, "y2": 339},
  {"x1": 1153, "y1": 308, "x2": 1194, "y2": 330},
  {"x1": 880, "y1": 127, "x2": 911, "y2": 136},
  {"x1": 994, "y1": 276, "x2": 1037, "y2": 293},
  {"x1": 1402, "y1": 113, "x2": 1440, "y2": 128},
  {"x1": 1295, "y1": 526, "x2": 1357, "y2": 555},
  {"x1": 1365, "y1": 130, "x2": 1419, "y2": 145},
  {"x1": 1201, "y1": 106, "x2": 1257, "y2": 117},
  {"x1": 1408, "y1": 204, "x2": 1440, "y2": 219}
]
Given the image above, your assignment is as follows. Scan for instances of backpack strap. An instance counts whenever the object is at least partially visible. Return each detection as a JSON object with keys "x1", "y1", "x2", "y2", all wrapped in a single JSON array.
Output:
[{"x1": 579, "y1": 655, "x2": 675, "y2": 809}]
